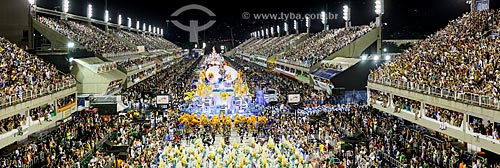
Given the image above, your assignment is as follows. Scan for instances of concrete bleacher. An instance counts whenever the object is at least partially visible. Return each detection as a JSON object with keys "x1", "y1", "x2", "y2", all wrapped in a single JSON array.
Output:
[
  {"x1": 309, "y1": 27, "x2": 379, "y2": 72},
  {"x1": 72, "y1": 57, "x2": 126, "y2": 95},
  {"x1": 367, "y1": 77, "x2": 500, "y2": 154},
  {"x1": 33, "y1": 19, "x2": 80, "y2": 49},
  {"x1": 269, "y1": 26, "x2": 379, "y2": 85}
]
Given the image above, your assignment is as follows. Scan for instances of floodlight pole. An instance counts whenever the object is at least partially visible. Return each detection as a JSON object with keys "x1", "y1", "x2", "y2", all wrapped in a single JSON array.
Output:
[
  {"x1": 28, "y1": 0, "x2": 36, "y2": 49},
  {"x1": 375, "y1": 0, "x2": 384, "y2": 56}
]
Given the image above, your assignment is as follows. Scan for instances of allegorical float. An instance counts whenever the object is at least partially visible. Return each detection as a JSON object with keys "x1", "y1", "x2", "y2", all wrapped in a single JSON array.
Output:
[{"x1": 181, "y1": 47, "x2": 262, "y2": 118}]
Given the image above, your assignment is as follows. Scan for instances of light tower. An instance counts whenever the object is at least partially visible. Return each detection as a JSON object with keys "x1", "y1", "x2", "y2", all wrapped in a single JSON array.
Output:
[
  {"x1": 294, "y1": 20, "x2": 298, "y2": 34},
  {"x1": 375, "y1": 0, "x2": 384, "y2": 56},
  {"x1": 87, "y1": 4, "x2": 93, "y2": 20},
  {"x1": 343, "y1": 5, "x2": 351, "y2": 28},
  {"x1": 305, "y1": 16, "x2": 310, "y2": 34},
  {"x1": 118, "y1": 14, "x2": 122, "y2": 29},
  {"x1": 62, "y1": 0, "x2": 69, "y2": 19},
  {"x1": 136, "y1": 21, "x2": 140, "y2": 31},
  {"x1": 321, "y1": 11, "x2": 326, "y2": 31},
  {"x1": 284, "y1": 22, "x2": 289, "y2": 35},
  {"x1": 127, "y1": 17, "x2": 132, "y2": 30},
  {"x1": 277, "y1": 25, "x2": 280, "y2": 37},
  {"x1": 104, "y1": 10, "x2": 109, "y2": 30},
  {"x1": 28, "y1": 0, "x2": 36, "y2": 49}
]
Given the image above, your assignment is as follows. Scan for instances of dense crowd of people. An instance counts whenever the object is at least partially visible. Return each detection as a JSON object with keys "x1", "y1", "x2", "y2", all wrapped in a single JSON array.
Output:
[
  {"x1": 116, "y1": 31, "x2": 179, "y2": 51},
  {"x1": 0, "y1": 111, "x2": 114, "y2": 168},
  {"x1": 0, "y1": 37, "x2": 75, "y2": 108},
  {"x1": 28, "y1": 104, "x2": 55, "y2": 124},
  {"x1": 228, "y1": 56, "x2": 334, "y2": 106},
  {"x1": 251, "y1": 33, "x2": 307, "y2": 58},
  {"x1": 121, "y1": 57, "x2": 201, "y2": 113},
  {"x1": 116, "y1": 54, "x2": 172, "y2": 71},
  {"x1": 128, "y1": 68, "x2": 156, "y2": 85},
  {"x1": 37, "y1": 16, "x2": 136, "y2": 54},
  {"x1": 0, "y1": 114, "x2": 26, "y2": 135},
  {"x1": 4, "y1": 9, "x2": 500, "y2": 167},
  {"x1": 468, "y1": 116, "x2": 500, "y2": 140},
  {"x1": 424, "y1": 104, "x2": 464, "y2": 128},
  {"x1": 370, "y1": 10, "x2": 500, "y2": 100},
  {"x1": 281, "y1": 25, "x2": 373, "y2": 67}
]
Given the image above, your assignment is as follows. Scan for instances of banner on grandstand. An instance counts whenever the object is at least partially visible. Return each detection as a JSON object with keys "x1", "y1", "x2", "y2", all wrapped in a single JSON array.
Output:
[
  {"x1": 476, "y1": 0, "x2": 489, "y2": 11},
  {"x1": 287, "y1": 93, "x2": 301, "y2": 104},
  {"x1": 137, "y1": 46, "x2": 145, "y2": 53},
  {"x1": 156, "y1": 95, "x2": 170, "y2": 105}
]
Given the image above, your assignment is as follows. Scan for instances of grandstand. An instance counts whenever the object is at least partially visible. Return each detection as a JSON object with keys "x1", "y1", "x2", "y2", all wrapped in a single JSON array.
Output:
[
  {"x1": 1, "y1": 0, "x2": 499, "y2": 167},
  {"x1": 0, "y1": 36, "x2": 77, "y2": 149},
  {"x1": 368, "y1": 10, "x2": 500, "y2": 154},
  {"x1": 31, "y1": 11, "x2": 182, "y2": 95},
  {"x1": 231, "y1": 25, "x2": 379, "y2": 86}
]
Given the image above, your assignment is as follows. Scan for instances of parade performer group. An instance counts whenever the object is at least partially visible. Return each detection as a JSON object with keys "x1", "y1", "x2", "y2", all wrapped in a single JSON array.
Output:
[{"x1": 159, "y1": 136, "x2": 312, "y2": 168}]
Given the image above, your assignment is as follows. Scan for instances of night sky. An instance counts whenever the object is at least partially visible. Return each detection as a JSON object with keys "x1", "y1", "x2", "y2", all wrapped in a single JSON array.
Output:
[{"x1": 35, "y1": 0, "x2": 500, "y2": 48}]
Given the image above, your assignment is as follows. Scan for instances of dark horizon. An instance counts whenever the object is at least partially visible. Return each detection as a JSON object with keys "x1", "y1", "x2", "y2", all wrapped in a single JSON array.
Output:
[{"x1": 4, "y1": 0, "x2": 500, "y2": 48}]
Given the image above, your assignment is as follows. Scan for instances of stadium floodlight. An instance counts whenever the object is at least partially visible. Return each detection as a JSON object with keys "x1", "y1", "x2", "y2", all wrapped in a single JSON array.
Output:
[
  {"x1": 383, "y1": 48, "x2": 387, "y2": 52},
  {"x1": 305, "y1": 17, "x2": 310, "y2": 28},
  {"x1": 153, "y1": 26, "x2": 156, "y2": 34},
  {"x1": 161, "y1": 29, "x2": 163, "y2": 36},
  {"x1": 277, "y1": 25, "x2": 280, "y2": 34},
  {"x1": 202, "y1": 42, "x2": 206, "y2": 49},
  {"x1": 28, "y1": 0, "x2": 35, "y2": 5},
  {"x1": 127, "y1": 17, "x2": 131, "y2": 28},
  {"x1": 375, "y1": 0, "x2": 383, "y2": 15},
  {"x1": 265, "y1": 28, "x2": 269, "y2": 37},
  {"x1": 87, "y1": 4, "x2": 92, "y2": 19},
  {"x1": 157, "y1": 27, "x2": 160, "y2": 35},
  {"x1": 143, "y1": 23, "x2": 146, "y2": 31},
  {"x1": 321, "y1": 11, "x2": 326, "y2": 24},
  {"x1": 361, "y1": 55, "x2": 367, "y2": 60},
  {"x1": 284, "y1": 22, "x2": 288, "y2": 32},
  {"x1": 261, "y1": 30, "x2": 264, "y2": 37},
  {"x1": 67, "y1": 42, "x2": 74, "y2": 48},
  {"x1": 343, "y1": 5, "x2": 349, "y2": 21},
  {"x1": 257, "y1": 31, "x2": 260, "y2": 38},
  {"x1": 118, "y1": 14, "x2": 122, "y2": 26},
  {"x1": 385, "y1": 55, "x2": 390, "y2": 60},
  {"x1": 104, "y1": 10, "x2": 109, "y2": 23},
  {"x1": 136, "y1": 21, "x2": 140, "y2": 30},
  {"x1": 148, "y1": 25, "x2": 152, "y2": 32},
  {"x1": 62, "y1": 0, "x2": 69, "y2": 13},
  {"x1": 321, "y1": 11, "x2": 327, "y2": 30},
  {"x1": 270, "y1": 27, "x2": 274, "y2": 36}
]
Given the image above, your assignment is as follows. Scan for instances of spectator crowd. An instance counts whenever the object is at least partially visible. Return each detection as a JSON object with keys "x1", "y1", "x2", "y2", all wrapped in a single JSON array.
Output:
[
  {"x1": 281, "y1": 25, "x2": 373, "y2": 67},
  {"x1": 370, "y1": 10, "x2": 500, "y2": 100},
  {"x1": 38, "y1": 16, "x2": 136, "y2": 55},
  {"x1": 116, "y1": 31, "x2": 179, "y2": 51},
  {"x1": 0, "y1": 37, "x2": 75, "y2": 108}
]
